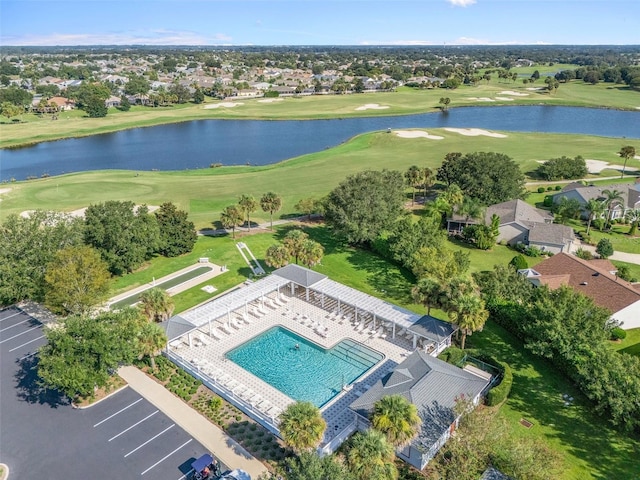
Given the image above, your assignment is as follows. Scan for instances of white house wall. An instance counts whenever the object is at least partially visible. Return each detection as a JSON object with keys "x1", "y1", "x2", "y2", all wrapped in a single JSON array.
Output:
[
  {"x1": 612, "y1": 300, "x2": 640, "y2": 330},
  {"x1": 497, "y1": 222, "x2": 528, "y2": 244}
]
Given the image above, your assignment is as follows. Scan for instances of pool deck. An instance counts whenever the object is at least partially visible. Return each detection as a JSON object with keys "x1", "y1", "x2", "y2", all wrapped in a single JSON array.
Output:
[{"x1": 168, "y1": 294, "x2": 414, "y2": 446}]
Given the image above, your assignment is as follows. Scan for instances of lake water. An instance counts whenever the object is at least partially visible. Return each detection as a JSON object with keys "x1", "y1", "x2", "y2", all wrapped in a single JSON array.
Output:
[{"x1": 1, "y1": 106, "x2": 639, "y2": 180}]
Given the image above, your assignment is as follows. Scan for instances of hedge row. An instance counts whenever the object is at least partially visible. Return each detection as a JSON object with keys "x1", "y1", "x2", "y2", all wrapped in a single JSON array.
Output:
[{"x1": 440, "y1": 347, "x2": 513, "y2": 406}]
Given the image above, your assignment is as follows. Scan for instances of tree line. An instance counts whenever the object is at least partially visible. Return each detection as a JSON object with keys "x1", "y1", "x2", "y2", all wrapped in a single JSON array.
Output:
[{"x1": 0, "y1": 201, "x2": 197, "y2": 314}]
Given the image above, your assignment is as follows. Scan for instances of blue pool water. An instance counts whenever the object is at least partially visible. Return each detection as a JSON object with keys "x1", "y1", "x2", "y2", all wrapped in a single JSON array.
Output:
[{"x1": 226, "y1": 327, "x2": 384, "y2": 407}]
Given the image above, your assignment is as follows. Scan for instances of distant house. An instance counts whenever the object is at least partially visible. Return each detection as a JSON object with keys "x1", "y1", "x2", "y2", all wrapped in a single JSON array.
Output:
[
  {"x1": 552, "y1": 181, "x2": 640, "y2": 220},
  {"x1": 447, "y1": 199, "x2": 575, "y2": 254},
  {"x1": 105, "y1": 96, "x2": 121, "y2": 108},
  {"x1": 350, "y1": 350, "x2": 491, "y2": 470},
  {"x1": 269, "y1": 85, "x2": 296, "y2": 96},
  {"x1": 47, "y1": 96, "x2": 75, "y2": 111},
  {"x1": 521, "y1": 253, "x2": 640, "y2": 329}
]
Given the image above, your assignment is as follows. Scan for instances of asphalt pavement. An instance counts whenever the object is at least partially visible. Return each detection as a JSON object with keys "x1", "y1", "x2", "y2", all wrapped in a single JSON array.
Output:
[{"x1": 0, "y1": 307, "x2": 223, "y2": 480}]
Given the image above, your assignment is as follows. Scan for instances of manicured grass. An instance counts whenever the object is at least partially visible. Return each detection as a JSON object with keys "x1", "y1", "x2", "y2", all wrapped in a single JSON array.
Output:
[
  {"x1": 567, "y1": 219, "x2": 640, "y2": 254},
  {"x1": 1, "y1": 80, "x2": 638, "y2": 148},
  {"x1": 2, "y1": 130, "x2": 635, "y2": 230},
  {"x1": 611, "y1": 327, "x2": 640, "y2": 358},
  {"x1": 468, "y1": 321, "x2": 640, "y2": 480},
  {"x1": 611, "y1": 260, "x2": 640, "y2": 282}
]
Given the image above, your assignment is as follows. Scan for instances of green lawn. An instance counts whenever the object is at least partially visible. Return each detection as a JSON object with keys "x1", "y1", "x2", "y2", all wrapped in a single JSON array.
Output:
[
  {"x1": 468, "y1": 321, "x2": 640, "y2": 480},
  {"x1": 1, "y1": 80, "x2": 638, "y2": 148},
  {"x1": 2, "y1": 130, "x2": 636, "y2": 230},
  {"x1": 611, "y1": 328, "x2": 640, "y2": 358},
  {"x1": 105, "y1": 222, "x2": 639, "y2": 479}
]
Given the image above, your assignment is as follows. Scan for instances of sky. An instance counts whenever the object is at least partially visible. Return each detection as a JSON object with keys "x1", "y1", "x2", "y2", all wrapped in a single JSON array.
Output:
[{"x1": 1, "y1": 0, "x2": 639, "y2": 46}]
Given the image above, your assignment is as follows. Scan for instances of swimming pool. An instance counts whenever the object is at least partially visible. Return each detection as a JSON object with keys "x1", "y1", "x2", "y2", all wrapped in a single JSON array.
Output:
[{"x1": 226, "y1": 327, "x2": 384, "y2": 407}]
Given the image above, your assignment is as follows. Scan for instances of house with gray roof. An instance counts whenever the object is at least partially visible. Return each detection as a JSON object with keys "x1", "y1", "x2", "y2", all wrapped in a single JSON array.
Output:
[
  {"x1": 552, "y1": 181, "x2": 640, "y2": 220},
  {"x1": 447, "y1": 199, "x2": 574, "y2": 254},
  {"x1": 349, "y1": 350, "x2": 490, "y2": 470}
]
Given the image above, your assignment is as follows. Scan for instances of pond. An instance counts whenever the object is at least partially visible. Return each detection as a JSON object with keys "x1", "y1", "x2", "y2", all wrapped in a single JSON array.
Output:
[{"x1": 2, "y1": 106, "x2": 639, "y2": 180}]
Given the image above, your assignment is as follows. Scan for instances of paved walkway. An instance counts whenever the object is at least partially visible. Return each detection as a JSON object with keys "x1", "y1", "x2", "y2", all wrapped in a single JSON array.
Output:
[
  {"x1": 118, "y1": 366, "x2": 268, "y2": 479},
  {"x1": 108, "y1": 261, "x2": 226, "y2": 306}
]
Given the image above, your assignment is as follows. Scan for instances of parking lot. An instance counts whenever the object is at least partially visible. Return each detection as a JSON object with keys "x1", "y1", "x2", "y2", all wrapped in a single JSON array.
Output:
[{"x1": 0, "y1": 307, "x2": 223, "y2": 480}]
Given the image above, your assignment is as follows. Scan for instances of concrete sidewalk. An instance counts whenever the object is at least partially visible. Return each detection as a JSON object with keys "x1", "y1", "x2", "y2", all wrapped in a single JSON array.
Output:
[{"x1": 118, "y1": 366, "x2": 268, "y2": 479}]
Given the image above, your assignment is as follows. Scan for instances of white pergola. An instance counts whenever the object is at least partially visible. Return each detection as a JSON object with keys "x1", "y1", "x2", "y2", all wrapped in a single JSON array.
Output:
[{"x1": 181, "y1": 274, "x2": 290, "y2": 337}]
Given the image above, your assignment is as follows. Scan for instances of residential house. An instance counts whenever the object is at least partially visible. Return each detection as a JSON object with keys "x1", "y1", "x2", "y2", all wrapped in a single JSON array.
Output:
[
  {"x1": 350, "y1": 350, "x2": 490, "y2": 470},
  {"x1": 552, "y1": 181, "x2": 640, "y2": 220},
  {"x1": 521, "y1": 253, "x2": 640, "y2": 329},
  {"x1": 105, "y1": 96, "x2": 121, "y2": 108},
  {"x1": 447, "y1": 199, "x2": 575, "y2": 254},
  {"x1": 47, "y1": 96, "x2": 75, "y2": 110}
]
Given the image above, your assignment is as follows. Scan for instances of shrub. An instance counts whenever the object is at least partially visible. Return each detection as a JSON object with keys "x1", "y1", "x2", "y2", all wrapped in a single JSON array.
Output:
[
  {"x1": 610, "y1": 327, "x2": 627, "y2": 341},
  {"x1": 440, "y1": 346, "x2": 466, "y2": 366},
  {"x1": 543, "y1": 195, "x2": 553, "y2": 208},
  {"x1": 546, "y1": 186, "x2": 554, "y2": 191},
  {"x1": 537, "y1": 187, "x2": 545, "y2": 193},
  {"x1": 209, "y1": 396, "x2": 223, "y2": 411},
  {"x1": 509, "y1": 254, "x2": 528, "y2": 270},
  {"x1": 596, "y1": 238, "x2": 614, "y2": 259},
  {"x1": 575, "y1": 247, "x2": 594, "y2": 260},
  {"x1": 486, "y1": 361, "x2": 513, "y2": 406}
]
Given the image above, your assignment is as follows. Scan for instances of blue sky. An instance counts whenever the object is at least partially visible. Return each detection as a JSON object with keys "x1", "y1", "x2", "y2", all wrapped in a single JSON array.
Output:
[{"x1": 1, "y1": 0, "x2": 638, "y2": 46}]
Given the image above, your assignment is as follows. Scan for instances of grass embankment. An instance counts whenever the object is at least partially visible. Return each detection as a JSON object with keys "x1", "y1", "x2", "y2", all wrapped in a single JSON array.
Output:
[
  {"x1": 120, "y1": 224, "x2": 639, "y2": 480},
  {"x1": 1, "y1": 130, "x2": 636, "y2": 230},
  {"x1": 1, "y1": 76, "x2": 638, "y2": 148}
]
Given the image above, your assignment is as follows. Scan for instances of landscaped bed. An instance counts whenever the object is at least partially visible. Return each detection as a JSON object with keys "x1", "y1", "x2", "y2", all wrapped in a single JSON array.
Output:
[{"x1": 137, "y1": 355, "x2": 287, "y2": 466}]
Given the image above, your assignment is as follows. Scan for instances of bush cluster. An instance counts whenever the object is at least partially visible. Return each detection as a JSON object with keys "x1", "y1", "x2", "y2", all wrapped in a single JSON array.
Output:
[{"x1": 486, "y1": 361, "x2": 513, "y2": 406}]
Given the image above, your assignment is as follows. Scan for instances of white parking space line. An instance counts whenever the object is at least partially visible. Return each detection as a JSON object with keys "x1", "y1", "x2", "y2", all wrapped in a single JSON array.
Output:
[
  {"x1": 108, "y1": 410, "x2": 159, "y2": 442},
  {"x1": 0, "y1": 312, "x2": 22, "y2": 322},
  {"x1": 124, "y1": 424, "x2": 175, "y2": 458},
  {"x1": 177, "y1": 469, "x2": 194, "y2": 480},
  {"x1": 93, "y1": 398, "x2": 143, "y2": 427},
  {"x1": 0, "y1": 318, "x2": 29, "y2": 332},
  {"x1": 0, "y1": 326, "x2": 41, "y2": 344},
  {"x1": 141, "y1": 438, "x2": 192, "y2": 476},
  {"x1": 9, "y1": 335, "x2": 45, "y2": 352},
  {"x1": 19, "y1": 351, "x2": 38, "y2": 361}
]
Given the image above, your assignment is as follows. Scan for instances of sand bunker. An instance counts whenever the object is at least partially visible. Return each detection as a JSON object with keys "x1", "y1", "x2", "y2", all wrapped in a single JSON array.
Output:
[
  {"x1": 257, "y1": 98, "x2": 284, "y2": 103},
  {"x1": 394, "y1": 130, "x2": 444, "y2": 140},
  {"x1": 526, "y1": 87, "x2": 545, "y2": 91},
  {"x1": 499, "y1": 90, "x2": 529, "y2": 97},
  {"x1": 355, "y1": 103, "x2": 389, "y2": 111},
  {"x1": 469, "y1": 97, "x2": 495, "y2": 102},
  {"x1": 0, "y1": 188, "x2": 11, "y2": 195},
  {"x1": 495, "y1": 97, "x2": 515, "y2": 101},
  {"x1": 444, "y1": 128, "x2": 507, "y2": 138},
  {"x1": 20, "y1": 205, "x2": 160, "y2": 219},
  {"x1": 584, "y1": 159, "x2": 637, "y2": 173},
  {"x1": 204, "y1": 102, "x2": 244, "y2": 109}
]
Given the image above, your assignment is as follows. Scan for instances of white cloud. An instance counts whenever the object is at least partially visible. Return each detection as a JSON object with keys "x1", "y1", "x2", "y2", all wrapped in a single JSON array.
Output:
[
  {"x1": 360, "y1": 40, "x2": 438, "y2": 46},
  {"x1": 451, "y1": 37, "x2": 520, "y2": 45},
  {"x1": 447, "y1": 0, "x2": 477, "y2": 7},
  {"x1": 1, "y1": 30, "x2": 232, "y2": 46}
]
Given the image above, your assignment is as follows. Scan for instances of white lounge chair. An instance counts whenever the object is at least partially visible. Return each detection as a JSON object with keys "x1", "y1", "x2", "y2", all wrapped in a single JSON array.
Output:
[
  {"x1": 279, "y1": 294, "x2": 289, "y2": 303},
  {"x1": 240, "y1": 388, "x2": 256, "y2": 400},
  {"x1": 221, "y1": 323, "x2": 233, "y2": 335},
  {"x1": 209, "y1": 329, "x2": 221, "y2": 341}
]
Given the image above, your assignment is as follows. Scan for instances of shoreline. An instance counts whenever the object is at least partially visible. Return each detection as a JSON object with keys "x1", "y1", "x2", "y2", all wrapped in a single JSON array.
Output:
[{"x1": 1, "y1": 101, "x2": 639, "y2": 150}]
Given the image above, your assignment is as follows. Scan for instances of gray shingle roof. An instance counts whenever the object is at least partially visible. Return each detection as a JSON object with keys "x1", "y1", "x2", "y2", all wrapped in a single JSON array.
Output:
[
  {"x1": 480, "y1": 467, "x2": 514, "y2": 480},
  {"x1": 159, "y1": 315, "x2": 197, "y2": 341},
  {"x1": 408, "y1": 315, "x2": 457, "y2": 343},
  {"x1": 485, "y1": 199, "x2": 553, "y2": 225},
  {"x1": 350, "y1": 350, "x2": 489, "y2": 448},
  {"x1": 525, "y1": 222, "x2": 575, "y2": 246},
  {"x1": 273, "y1": 264, "x2": 327, "y2": 287},
  {"x1": 555, "y1": 183, "x2": 631, "y2": 208}
]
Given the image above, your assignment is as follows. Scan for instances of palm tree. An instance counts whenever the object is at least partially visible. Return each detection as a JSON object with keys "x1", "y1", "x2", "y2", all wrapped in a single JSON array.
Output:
[
  {"x1": 422, "y1": 167, "x2": 435, "y2": 200},
  {"x1": 448, "y1": 293, "x2": 489, "y2": 350},
  {"x1": 138, "y1": 287, "x2": 174, "y2": 322},
  {"x1": 584, "y1": 198, "x2": 605, "y2": 236},
  {"x1": 265, "y1": 244, "x2": 290, "y2": 268},
  {"x1": 238, "y1": 194, "x2": 258, "y2": 232},
  {"x1": 602, "y1": 189, "x2": 625, "y2": 229},
  {"x1": 137, "y1": 322, "x2": 167, "y2": 370},
  {"x1": 220, "y1": 205, "x2": 243, "y2": 238},
  {"x1": 345, "y1": 430, "x2": 398, "y2": 480},
  {"x1": 438, "y1": 97, "x2": 451, "y2": 111},
  {"x1": 299, "y1": 239, "x2": 324, "y2": 267},
  {"x1": 412, "y1": 277, "x2": 447, "y2": 315},
  {"x1": 618, "y1": 145, "x2": 636, "y2": 179},
  {"x1": 457, "y1": 197, "x2": 486, "y2": 223},
  {"x1": 278, "y1": 401, "x2": 326, "y2": 453},
  {"x1": 260, "y1": 192, "x2": 282, "y2": 230},
  {"x1": 283, "y1": 229, "x2": 309, "y2": 264},
  {"x1": 371, "y1": 394, "x2": 422, "y2": 448},
  {"x1": 625, "y1": 208, "x2": 640, "y2": 236},
  {"x1": 404, "y1": 165, "x2": 422, "y2": 206}
]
